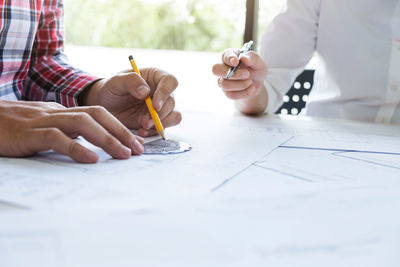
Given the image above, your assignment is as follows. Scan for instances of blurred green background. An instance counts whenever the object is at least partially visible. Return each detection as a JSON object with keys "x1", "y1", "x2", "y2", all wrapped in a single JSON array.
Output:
[{"x1": 64, "y1": 0, "x2": 284, "y2": 52}]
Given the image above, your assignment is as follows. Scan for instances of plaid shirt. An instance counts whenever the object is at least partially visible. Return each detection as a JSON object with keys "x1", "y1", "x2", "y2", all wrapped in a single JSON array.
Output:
[{"x1": 0, "y1": 0, "x2": 98, "y2": 107}]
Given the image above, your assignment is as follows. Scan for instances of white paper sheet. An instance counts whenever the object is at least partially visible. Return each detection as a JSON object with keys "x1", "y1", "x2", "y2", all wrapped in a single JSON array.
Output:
[
  {"x1": 0, "y1": 111, "x2": 290, "y2": 209},
  {"x1": 0, "y1": 203, "x2": 399, "y2": 267},
  {"x1": 1, "y1": 114, "x2": 400, "y2": 266},
  {"x1": 229, "y1": 114, "x2": 400, "y2": 154}
]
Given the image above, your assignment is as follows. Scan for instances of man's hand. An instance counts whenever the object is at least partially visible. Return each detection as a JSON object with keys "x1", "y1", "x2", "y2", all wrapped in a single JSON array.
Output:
[
  {"x1": 0, "y1": 100, "x2": 145, "y2": 163},
  {"x1": 80, "y1": 68, "x2": 182, "y2": 137},
  {"x1": 212, "y1": 48, "x2": 269, "y2": 114}
]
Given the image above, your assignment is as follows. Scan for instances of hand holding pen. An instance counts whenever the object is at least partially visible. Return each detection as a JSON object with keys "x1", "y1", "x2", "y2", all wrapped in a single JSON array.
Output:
[
  {"x1": 226, "y1": 40, "x2": 254, "y2": 79},
  {"x1": 212, "y1": 40, "x2": 268, "y2": 104}
]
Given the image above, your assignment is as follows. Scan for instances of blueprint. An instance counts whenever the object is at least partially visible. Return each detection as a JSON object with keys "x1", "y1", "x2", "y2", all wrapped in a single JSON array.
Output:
[
  {"x1": 1, "y1": 112, "x2": 400, "y2": 266},
  {"x1": 0, "y1": 201, "x2": 399, "y2": 267},
  {"x1": 0, "y1": 111, "x2": 290, "y2": 209}
]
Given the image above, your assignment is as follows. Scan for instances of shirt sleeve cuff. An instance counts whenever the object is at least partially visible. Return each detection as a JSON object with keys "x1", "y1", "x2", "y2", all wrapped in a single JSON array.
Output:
[
  {"x1": 264, "y1": 79, "x2": 284, "y2": 115},
  {"x1": 60, "y1": 75, "x2": 100, "y2": 108}
]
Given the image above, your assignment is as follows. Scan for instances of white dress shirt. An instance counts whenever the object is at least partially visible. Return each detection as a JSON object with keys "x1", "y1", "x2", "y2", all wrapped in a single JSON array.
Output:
[{"x1": 261, "y1": 0, "x2": 400, "y2": 124}]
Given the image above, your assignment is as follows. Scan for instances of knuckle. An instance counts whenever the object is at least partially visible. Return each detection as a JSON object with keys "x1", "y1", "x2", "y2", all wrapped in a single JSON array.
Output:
[
  {"x1": 220, "y1": 79, "x2": 229, "y2": 89},
  {"x1": 125, "y1": 74, "x2": 141, "y2": 88},
  {"x1": 245, "y1": 79, "x2": 253, "y2": 87},
  {"x1": 174, "y1": 112, "x2": 182, "y2": 124},
  {"x1": 212, "y1": 64, "x2": 220, "y2": 75},
  {"x1": 166, "y1": 74, "x2": 179, "y2": 89},
  {"x1": 111, "y1": 74, "x2": 124, "y2": 83},
  {"x1": 222, "y1": 48, "x2": 233, "y2": 58},
  {"x1": 73, "y1": 112, "x2": 91, "y2": 124},
  {"x1": 90, "y1": 106, "x2": 107, "y2": 118},
  {"x1": 47, "y1": 102, "x2": 65, "y2": 110},
  {"x1": 104, "y1": 135, "x2": 118, "y2": 147},
  {"x1": 159, "y1": 89, "x2": 170, "y2": 99},
  {"x1": 68, "y1": 142, "x2": 81, "y2": 156},
  {"x1": 218, "y1": 78, "x2": 223, "y2": 88},
  {"x1": 168, "y1": 96, "x2": 176, "y2": 107},
  {"x1": 44, "y1": 128, "x2": 62, "y2": 141},
  {"x1": 225, "y1": 92, "x2": 236, "y2": 100},
  {"x1": 121, "y1": 127, "x2": 134, "y2": 142}
]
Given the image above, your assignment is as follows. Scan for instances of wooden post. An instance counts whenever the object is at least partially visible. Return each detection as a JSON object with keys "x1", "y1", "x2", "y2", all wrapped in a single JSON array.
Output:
[{"x1": 244, "y1": 0, "x2": 259, "y2": 48}]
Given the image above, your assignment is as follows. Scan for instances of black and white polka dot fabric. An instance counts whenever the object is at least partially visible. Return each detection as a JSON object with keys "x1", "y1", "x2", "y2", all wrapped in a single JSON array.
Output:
[{"x1": 276, "y1": 70, "x2": 314, "y2": 116}]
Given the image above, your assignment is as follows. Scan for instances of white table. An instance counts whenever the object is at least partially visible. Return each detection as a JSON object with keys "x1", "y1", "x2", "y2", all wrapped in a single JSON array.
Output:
[{"x1": 1, "y1": 47, "x2": 399, "y2": 266}]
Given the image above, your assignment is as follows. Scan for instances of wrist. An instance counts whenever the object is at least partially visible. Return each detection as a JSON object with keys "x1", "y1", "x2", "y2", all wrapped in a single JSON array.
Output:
[
  {"x1": 78, "y1": 79, "x2": 104, "y2": 106},
  {"x1": 235, "y1": 84, "x2": 268, "y2": 115}
]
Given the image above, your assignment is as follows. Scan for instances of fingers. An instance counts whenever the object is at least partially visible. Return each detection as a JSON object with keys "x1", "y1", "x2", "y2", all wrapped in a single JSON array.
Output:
[
  {"x1": 151, "y1": 72, "x2": 179, "y2": 112},
  {"x1": 141, "y1": 96, "x2": 176, "y2": 130},
  {"x1": 138, "y1": 111, "x2": 182, "y2": 138},
  {"x1": 217, "y1": 76, "x2": 257, "y2": 100},
  {"x1": 161, "y1": 111, "x2": 182, "y2": 128},
  {"x1": 213, "y1": 50, "x2": 267, "y2": 101},
  {"x1": 2, "y1": 101, "x2": 147, "y2": 163},
  {"x1": 213, "y1": 51, "x2": 266, "y2": 79},
  {"x1": 157, "y1": 97, "x2": 175, "y2": 120},
  {"x1": 26, "y1": 128, "x2": 99, "y2": 163},
  {"x1": 70, "y1": 106, "x2": 144, "y2": 155},
  {"x1": 222, "y1": 48, "x2": 241, "y2": 66},
  {"x1": 211, "y1": 48, "x2": 242, "y2": 81},
  {"x1": 218, "y1": 77, "x2": 253, "y2": 92},
  {"x1": 32, "y1": 112, "x2": 133, "y2": 159},
  {"x1": 224, "y1": 84, "x2": 259, "y2": 100},
  {"x1": 212, "y1": 64, "x2": 250, "y2": 80}
]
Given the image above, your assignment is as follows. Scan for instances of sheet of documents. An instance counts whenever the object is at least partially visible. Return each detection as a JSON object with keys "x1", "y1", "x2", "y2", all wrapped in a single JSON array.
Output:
[
  {"x1": 0, "y1": 197, "x2": 399, "y2": 267},
  {"x1": 0, "y1": 111, "x2": 290, "y2": 209},
  {"x1": 282, "y1": 133, "x2": 400, "y2": 154},
  {"x1": 1, "y1": 113, "x2": 400, "y2": 266},
  {"x1": 229, "y1": 114, "x2": 400, "y2": 154}
]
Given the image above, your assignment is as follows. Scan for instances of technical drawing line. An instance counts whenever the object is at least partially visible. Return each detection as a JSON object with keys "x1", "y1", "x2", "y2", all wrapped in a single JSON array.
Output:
[
  {"x1": 0, "y1": 199, "x2": 31, "y2": 210},
  {"x1": 253, "y1": 164, "x2": 315, "y2": 183},
  {"x1": 278, "y1": 135, "x2": 296, "y2": 146},
  {"x1": 333, "y1": 152, "x2": 400, "y2": 171},
  {"x1": 211, "y1": 164, "x2": 253, "y2": 193},
  {"x1": 279, "y1": 146, "x2": 400, "y2": 156},
  {"x1": 211, "y1": 142, "x2": 293, "y2": 193}
]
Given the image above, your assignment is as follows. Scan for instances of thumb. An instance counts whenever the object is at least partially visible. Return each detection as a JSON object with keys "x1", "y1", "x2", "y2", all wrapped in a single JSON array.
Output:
[{"x1": 112, "y1": 72, "x2": 151, "y2": 100}]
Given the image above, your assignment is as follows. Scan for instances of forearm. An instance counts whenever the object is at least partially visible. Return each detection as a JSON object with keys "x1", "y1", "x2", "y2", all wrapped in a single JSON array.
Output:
[
  {"x1": 235, "y1": 85, "x2": 268, "y2": 115},
  {"x1": 24, "y1": 53, "x2": 99, "y2": 107},
  {"x1": 24, "y1": 0, "x2": 98, "y2": 107}
]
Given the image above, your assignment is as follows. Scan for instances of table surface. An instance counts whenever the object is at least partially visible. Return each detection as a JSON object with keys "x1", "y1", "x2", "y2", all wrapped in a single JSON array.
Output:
[{"x1": 1, "y1": 47, "x2": 399, "y2": 266}]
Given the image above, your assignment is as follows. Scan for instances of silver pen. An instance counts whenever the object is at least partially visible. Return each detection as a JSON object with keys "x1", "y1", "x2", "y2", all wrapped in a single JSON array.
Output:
[{"x1": 225, "y1": 40, "x2": 254, "y2": 79}]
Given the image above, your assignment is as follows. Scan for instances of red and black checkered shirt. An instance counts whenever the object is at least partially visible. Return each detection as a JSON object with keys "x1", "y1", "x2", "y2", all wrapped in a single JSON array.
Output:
[{"x1": 0, "y1": 0, "x2": 97, "y2": 107}]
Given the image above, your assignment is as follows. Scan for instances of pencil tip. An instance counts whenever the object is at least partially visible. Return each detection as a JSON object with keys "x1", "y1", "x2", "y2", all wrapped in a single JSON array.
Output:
[
  {"x1": 160, "y1": 131, "x2": 166, "y2": 140},
  {"x1": 128, "y1": 55, "x2": 133, "y2": 61}
]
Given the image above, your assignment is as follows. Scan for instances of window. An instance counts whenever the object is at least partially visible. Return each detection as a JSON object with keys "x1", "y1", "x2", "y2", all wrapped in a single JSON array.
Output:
[
  {"x1": 64, "y1": 0, "x2": 285, "y2": 52},
  {"x1": 64, "y1": 0, "x2": 247, "y2": 52},
  {"x1": 63, "y1": 0, "x2": 287, "y2": 113}
]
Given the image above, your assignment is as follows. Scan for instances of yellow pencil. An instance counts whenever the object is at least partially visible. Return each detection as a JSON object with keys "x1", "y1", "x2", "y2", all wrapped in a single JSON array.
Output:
[{"x1": 128, "y1": 55, "x2": 165, "y2": 140}]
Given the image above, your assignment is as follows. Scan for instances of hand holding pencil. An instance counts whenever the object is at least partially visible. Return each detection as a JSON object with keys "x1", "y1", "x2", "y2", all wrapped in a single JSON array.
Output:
[
  {"x1": 129, "y1": 55, "x2": 166, "y2": 139},
  {"x1": 79, "y1": 59, "x2": 181, "y2": 138}
]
